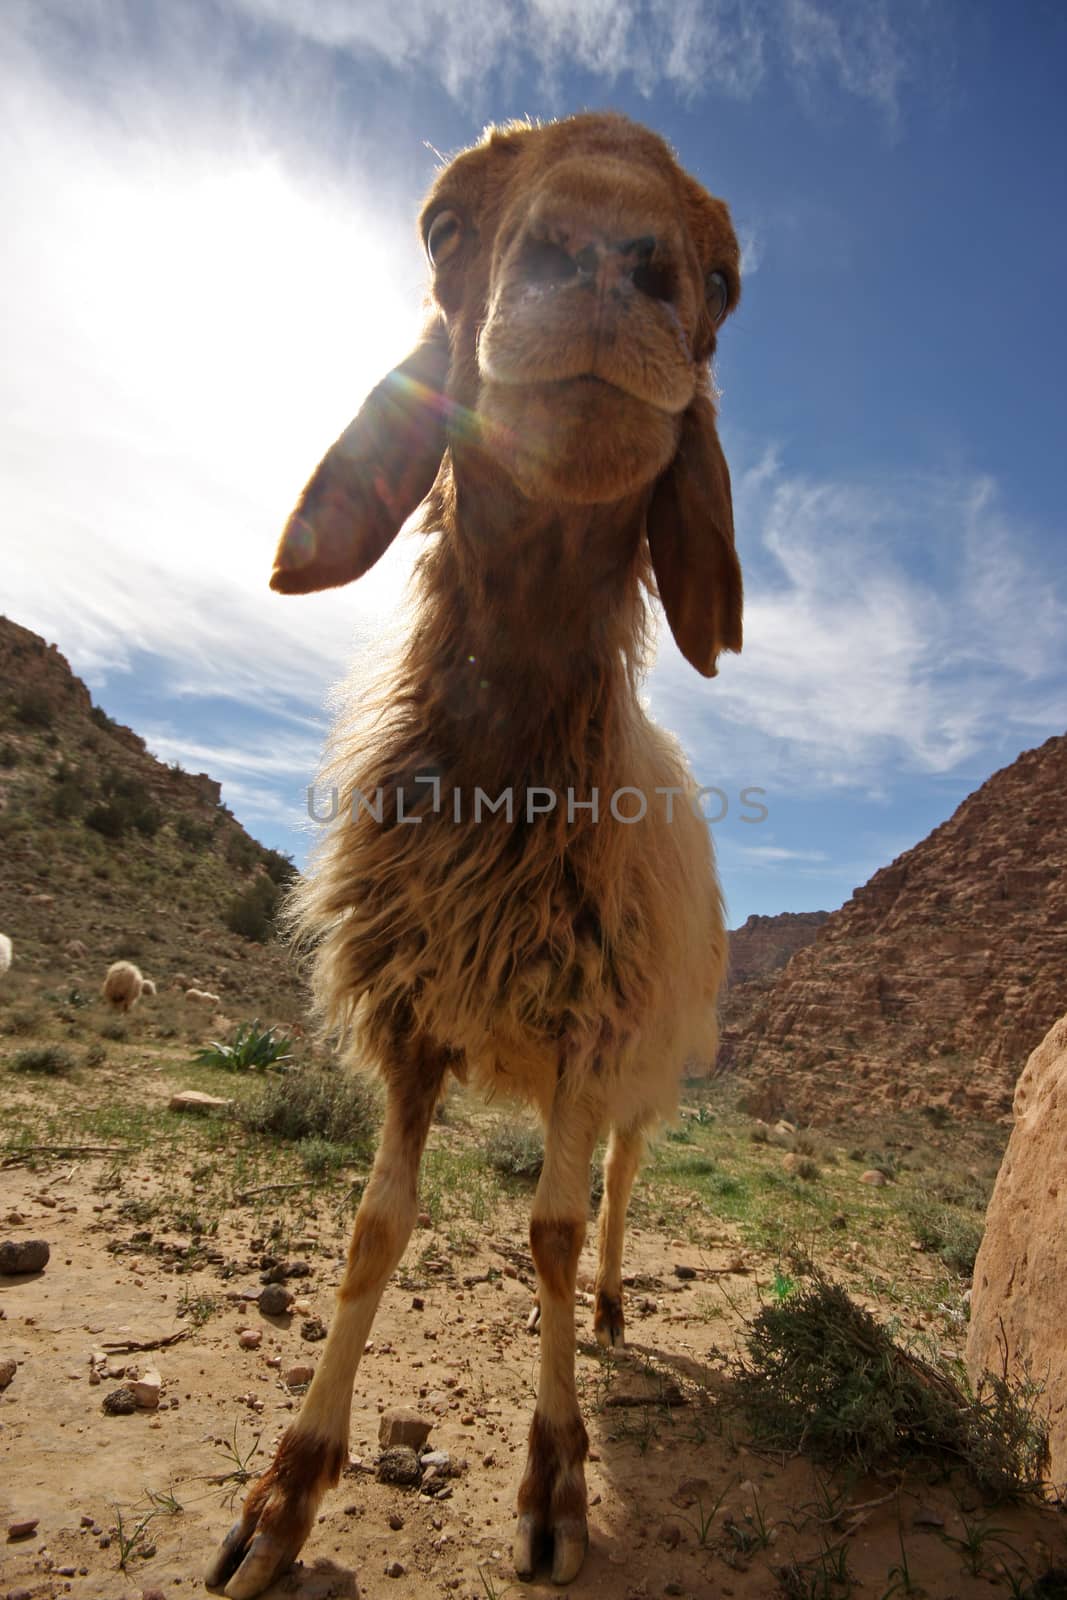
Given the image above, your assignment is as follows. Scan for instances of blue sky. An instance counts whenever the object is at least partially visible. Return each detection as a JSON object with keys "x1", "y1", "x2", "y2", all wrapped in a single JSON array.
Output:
[{"x1": 2, "y1": 1, "x2": 1065, "y2": 926}]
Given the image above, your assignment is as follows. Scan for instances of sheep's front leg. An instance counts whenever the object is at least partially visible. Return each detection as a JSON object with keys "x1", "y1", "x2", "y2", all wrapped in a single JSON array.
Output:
[
  {"x1": 515, "y1": 1091, "x2": 599, "y2": 1586},
  {"x1": 205, "y1": 1047, "x2": 447, "y2": 1600},
  {"x1": 593, "y1": 1124, "x2": 644, "y2": 1348}
]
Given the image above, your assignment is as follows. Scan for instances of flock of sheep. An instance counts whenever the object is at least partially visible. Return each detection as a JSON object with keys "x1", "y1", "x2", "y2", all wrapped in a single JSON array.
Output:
[{"x1": 0, "y1": 935, "x2": 219, "y2": 1012}]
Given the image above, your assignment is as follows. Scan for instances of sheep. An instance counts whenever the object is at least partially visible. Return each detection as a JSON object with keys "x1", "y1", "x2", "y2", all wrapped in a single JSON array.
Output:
[
  {"x1": 65, "y1": 938, "x2": 88, "y2": 960},
  {"x1": 140, "y1": 978, "x2": 157, "y2": 997},
  {"x1": 184, "y1": 987, "x2": 221, "y2": 1005},
  {"x1": 207, "y1": 112, "x2": 742, "y2": 1598},
  {"x1": 0, "y1": 933, "x2": 11, "y2": 979},
  {"x1": 101, "y1": 960, "x2": 144, "y2": 1012}
]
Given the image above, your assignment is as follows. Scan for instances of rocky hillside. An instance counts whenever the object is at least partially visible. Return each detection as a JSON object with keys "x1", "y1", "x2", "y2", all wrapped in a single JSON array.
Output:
[
  {"x1": 728, "y1": 910, "x2": 830, "y2": 986},
  {"x1": 727, "y1": 734, "x2": 1067, "y2": 1124},
  {"x1": 0, "y1": 616, "x2": 305, "y2": 1021}
]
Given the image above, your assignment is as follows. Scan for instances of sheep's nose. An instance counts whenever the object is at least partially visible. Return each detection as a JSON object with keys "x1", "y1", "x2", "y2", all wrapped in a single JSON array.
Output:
[{"x1": 518, "y1": 228, "x2": 675, "y2": 304}]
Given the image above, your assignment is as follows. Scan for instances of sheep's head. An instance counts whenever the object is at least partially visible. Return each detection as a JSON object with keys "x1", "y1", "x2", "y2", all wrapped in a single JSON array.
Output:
[{"x1": 273, "y1": 113, "x2": 743, "y2": 675}]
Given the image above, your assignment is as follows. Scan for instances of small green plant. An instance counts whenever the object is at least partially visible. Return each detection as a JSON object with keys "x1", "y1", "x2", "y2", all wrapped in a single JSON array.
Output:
[
  {"x1": 14, "y1": 688, "x2": 55, "y2": 728},
  {"x1": 484, "y1": 1118, "x2": 544, "y2": 1181},
  {"x1": 142, "y1": 1483, "x2": 183, "y2": 1515},
  {"x1": 225, "y1": 876, "x2": 280, "y2": 941},
  {"x1": 194, "y1": 1019, "x2": 293, "y2": 1073},
  {"x1": 176, "y1": 1288, "x2": 220, "y2": 1327},
  {"x1": 240, "y1": 1063, "x2": 377, "y2": 1152},
  {"x1": 12, "y1": 1044, "x2": 76, "y2": 1076},
  {"x1": 677, "y1": 1481, "x2": 732, "y2": 1547},
  {"x1": 111, "y1": 1503, "x2": 156, "y2": 1571},
  {"x1": 737, "y1": 1271, "x2": 1049, "y2": 1495},
  {"x1": 212, "y1": 1422, "x2": 263, "y2": 1503},
  {"x1": 905, "y1": 1192, "x2": 984, "y2": 1276}
]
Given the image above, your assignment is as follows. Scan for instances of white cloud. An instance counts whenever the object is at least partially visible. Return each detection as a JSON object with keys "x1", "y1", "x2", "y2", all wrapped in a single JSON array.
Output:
[
  {"x1": 648, "y1": 456, "x2": 1067, "y2": 793},
  {"x1": 225, "y1": 0, "x2": 921, "y2": 117}
]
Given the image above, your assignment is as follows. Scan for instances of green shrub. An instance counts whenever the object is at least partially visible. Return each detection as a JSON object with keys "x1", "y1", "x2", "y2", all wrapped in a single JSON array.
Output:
[
  {"x1": 132, "y1": 804, "x2": 162, "y2": 837},
  {"x1": 52, "y1": 779, "x2": 85, "y2": 820},
  {"x1": 13, "y1": 688, "x2": 55, "y2": 728},
  {"x1": 484, "y1": 1119, "x2": 544, "y2": 1181},
  {"x1": 225, "y1": 877, "x2": 280, "y2": 942},
  {"x1": 174, "y1": 814, "x2": 212, "y2": 847},
  {"x1": 90, "y1": 704, "x2": 119, "y2": 734},
  {"x1": 12, "y1": 1044, "x2": 76, "y2": 1076},
  {"x1": 736, "y1": 1271, "x2": 1048, "y2": 1496},
  {"x1": 240, "y1": 1064, "x2": 377, "y2": 1153},
  {"x1": 261, "y1": 847, "x2": 297, "y2": 886},
  {"x1": 194, "y1": 1020, "x2": 293, "y2": 1073},
  {"x1": 905, "y1": 1194, "x2": 985, "y2": 1276},
  {"x1": 85, "y1": 802, "x2": 128, "y2": 839}
]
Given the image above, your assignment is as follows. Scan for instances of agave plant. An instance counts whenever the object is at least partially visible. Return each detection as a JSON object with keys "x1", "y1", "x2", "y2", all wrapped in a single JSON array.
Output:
[{"x1": 194, "y1": 1019, "x2": 293, "y2": 1073}]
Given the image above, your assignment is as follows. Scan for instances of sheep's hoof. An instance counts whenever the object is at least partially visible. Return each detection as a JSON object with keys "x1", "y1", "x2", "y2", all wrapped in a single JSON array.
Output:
[
  {"x1": 515, "y1": 1411, "x2": 590, "y2": 1584},
  {"x1": 205, "y1": 1523, "x2": 298, "y2": 1599},
  {"x1": 593, "y1": 1288, "x2": 625, "y2": 1349},
  {"x1": 205, "y1": 1427, "x2": 344, "y2": 1598},
  {"x1": 514, "y1": 1511, "x2": 589, "y2": 1585}
]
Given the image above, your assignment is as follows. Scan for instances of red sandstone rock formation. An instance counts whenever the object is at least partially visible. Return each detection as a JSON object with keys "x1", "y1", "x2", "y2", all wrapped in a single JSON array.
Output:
[{"x1": 726, "y1": 734, "x2": 1067, "y2": 1122}]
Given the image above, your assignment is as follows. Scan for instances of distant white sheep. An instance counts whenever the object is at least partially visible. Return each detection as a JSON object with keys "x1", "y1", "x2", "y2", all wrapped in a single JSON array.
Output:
[
  {"x1": 141, "y1": 979, "x2": 157, "y2": 997},
  {"x1": 65, "y1": 938, "x2": 88, "y2": 959},
  {"x1": 184, "y1": 987, "x2": 221, "y2": 1005},
  {"x1": 102, "y1": 960, "x2": 146, "y2": 1012},
  {"x1": 0, "y1": 933, "x2": 12, "y2": 979}
]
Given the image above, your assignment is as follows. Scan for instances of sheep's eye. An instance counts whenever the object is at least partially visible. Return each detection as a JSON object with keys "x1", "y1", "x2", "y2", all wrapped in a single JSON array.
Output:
[
  {"x1": 705, "y1": 269, "x2": 729, "y2": 323},
  {"x1": 426, "y1": 209, "x2": 463, "y2": 267}
]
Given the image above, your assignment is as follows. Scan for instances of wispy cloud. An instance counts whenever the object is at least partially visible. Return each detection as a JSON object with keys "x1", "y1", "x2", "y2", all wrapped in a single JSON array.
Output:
[
  {"x1": 650, "y1": 453, "x2": 1067, "y2": 792},
  {"x1": 226, "y1": 0, "x2": 924, "y2": 118}
]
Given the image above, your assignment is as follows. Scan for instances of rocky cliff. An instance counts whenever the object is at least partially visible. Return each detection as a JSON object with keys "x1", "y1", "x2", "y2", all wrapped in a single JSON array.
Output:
[{"x1": 726, "y1": 734, "x2": 1067, "y2": 1123}]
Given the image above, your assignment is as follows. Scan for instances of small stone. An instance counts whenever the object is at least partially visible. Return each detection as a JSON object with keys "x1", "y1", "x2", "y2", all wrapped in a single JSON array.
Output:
[
  {"x1": 257, "y1": 1284, "x2": 293, "y2": 1317},
  {"x1": 388, "y1": 1512, "x2": 405, "y2": 1530},
  {"x1": 658, "y1": 1519, "x2": 683, "y2": 1549},
  {"x1": 239, "y1": 1329, "x2": 262, "y2": 1350},
  {"x1": 129, "y1": 1369, "x2": 162, "y2": 1409},
  {"x1": 672, "y1": 1477, "x2": 713, "y2": 1510},
  {"x1": 57, "y1": 1566, "x2": 77, "y2": 1577},
  {"x1": 379, "y1": 1410, "x2": 433, "y2": 1450},
  {"x1": 420, "y1": 1450, "x2": 451, "y2": 1471},
  {"x1": 664, "y1": 1583, "x2": 684, "y2": 1596},
  {"x1": 7, "y1": 1517, "x2": 40, "y2": 1540},
  {"x1": 0, "y1": 1239, "x2": 50, "y2": 1275},
  {"x1": 284, "y1": 1363, "x2": 315, "y2": 1387},
  {"x1": 0, "y1": 1357, "x2": 17, "y2": 1389},
  {"x1": 7, "y1": 1587, "x2": 33, "y2": 1600},
  {"x1": 98, "y1": 1534, "x2": 111, "y2": 1548},
  {"x1": 860, "y1": 1169, "x2": 889, "y2": 1186},
  {"x1": 673, "y1": 1264, "x2": 697, "y2": 1280},
  {"x1": 912, "y1": 1506, "x2": 945, "y2": 1528},
  {"x1": 384, "y1": 1561, "x2": 406, "y2": 1578},
  {"x1": 411, "y1": 1296, "x2": 424, "y2": 1311},
  {"x1": 102, "y1": 1385, "x2": 138, "y2": 1415},
  {"x1": 142, "y1": 1588, "x2": 167, "y2": 1599},
  {"x1": 168, "y1": 1089, "x2": 232, "y2": 1113},
  {"x1": 80, "y1": 1513, "x2": 94, "y2": 1527},
  {"x1": 301, "y1": 1316, "x2": 327, "y2": 1342},
  {"x1": 417, "y1": 1211, "x2": 432, "y2": 1229},
  {"x1": 377, "y1": 1446, "x2": 422, "y2": 1486}
]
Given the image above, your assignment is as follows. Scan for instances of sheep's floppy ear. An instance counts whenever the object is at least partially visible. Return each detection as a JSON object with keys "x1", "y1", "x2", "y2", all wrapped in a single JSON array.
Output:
[
  {"x1": 271, "y1": 318, "x2": 451, "y2": 594},
  {"x1": 646, "y1": 393, "x2": 743, "y2": 677}
]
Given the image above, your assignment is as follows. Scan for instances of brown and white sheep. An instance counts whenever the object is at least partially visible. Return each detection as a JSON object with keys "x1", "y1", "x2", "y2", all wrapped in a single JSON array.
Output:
[
  {"x1": 207, "y1": 111, "x2": 742, "y2": 1597},
  {"x1": 0, "y1": 932, "x2": 11, "y2": 979},
  {"x1": 101, "y1": 960, "x2": 146, "y2": 1012}
]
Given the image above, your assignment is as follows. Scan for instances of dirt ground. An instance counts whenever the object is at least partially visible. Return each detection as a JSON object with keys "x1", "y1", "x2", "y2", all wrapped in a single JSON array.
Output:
[{"x1": 2, "y1": 1063, "x2": 1066, "y2": 1600}]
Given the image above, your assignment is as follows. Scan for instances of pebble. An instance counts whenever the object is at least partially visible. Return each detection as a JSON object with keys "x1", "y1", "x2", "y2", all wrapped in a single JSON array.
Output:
[
  {"x1": 285, "y1": 1363, "x2": 315, "y2": 1387},
  {"x1": 673, "y1": 1264, "x2": 697, "y2": 1280},
  {"x1": 7, "y1": 1588, "x2": 34, "y2": 1600},
  {"x1": 7, "y1": 1518, "x2": 40, "y2": 1540},
  {"x1": 0, "y1": 1358, "x2": 17, "y2": 1390},
  {"x1": 860, "y1": 1169, "x2": 889, "y2": 1186},
  {"x1": 129, "y1": 1370, "x2": 162, "y2": 1409},
  {"x1": 257, "y1": 1284, "x2": 293, "y2": 1317},
  {"x1": 239, "y1": 1329, "x2": 262, "y2": 1350},
  {"x1": 102, "y1": 1386, "x2": 138, "y2": 1415},
  {"x1": 388, "y1": 1512, "x2": 405, "y2": 1530},
  {"x1": 379, "y1": 1410, "x2": 433, "y2": 1450},
  {"x1": 384, "y1": 1561, "x2": 406, "y2": 1578},
  {"x1": 0, "y1": 1239, "x2": 50, "y2": 1275},
  {"x1": 301, "y1": 1316, "x2": 327, "y2": 1342}
]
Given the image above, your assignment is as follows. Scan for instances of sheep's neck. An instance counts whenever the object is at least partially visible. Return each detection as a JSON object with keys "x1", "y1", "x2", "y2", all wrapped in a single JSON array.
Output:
[{"x1": 411, "y1": 474, "x2": 650, "y2": 779}]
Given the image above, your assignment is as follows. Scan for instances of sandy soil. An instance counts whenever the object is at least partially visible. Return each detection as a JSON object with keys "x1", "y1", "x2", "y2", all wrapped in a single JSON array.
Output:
[{"x1": 2, "y1": 1110, "x2": 1066, "y2": 1600}]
